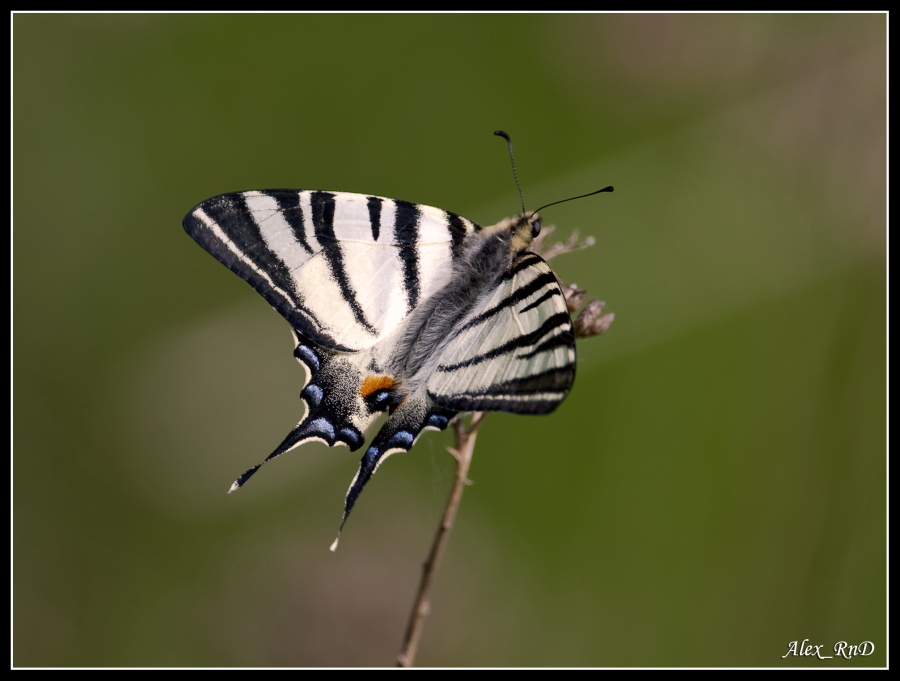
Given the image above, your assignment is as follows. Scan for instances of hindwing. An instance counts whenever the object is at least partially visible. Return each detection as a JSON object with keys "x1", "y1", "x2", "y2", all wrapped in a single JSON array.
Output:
[{"x1": 427, "y1": 252, "x2": 576, "y2": 414}]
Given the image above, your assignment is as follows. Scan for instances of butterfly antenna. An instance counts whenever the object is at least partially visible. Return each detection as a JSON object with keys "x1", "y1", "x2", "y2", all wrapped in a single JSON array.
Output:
[
  {"x1": 533, "y1": 186, "x2": 614, "y2": 215},
  {"x1": 494, "y1": 130, "x2": 527, "y2": 215}
]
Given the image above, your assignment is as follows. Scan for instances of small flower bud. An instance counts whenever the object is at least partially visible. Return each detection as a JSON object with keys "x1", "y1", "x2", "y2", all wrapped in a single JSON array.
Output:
[
  {"x1": 564, "y1": 284, "x2": 586, "y2": 312},
  {"x1": 573, "y1": 300, "x2": 614, "y2": 337}
]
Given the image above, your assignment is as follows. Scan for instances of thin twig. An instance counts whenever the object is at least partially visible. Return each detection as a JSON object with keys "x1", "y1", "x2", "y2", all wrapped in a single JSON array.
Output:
[{"x1": 396, "y1": 412, "x2": 487, "y2": 667}]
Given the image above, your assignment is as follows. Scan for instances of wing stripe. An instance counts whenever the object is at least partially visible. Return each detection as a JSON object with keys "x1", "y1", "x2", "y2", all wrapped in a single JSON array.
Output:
[
  {"x1": 367, "y1": 196, "x2": 382, "y2": 241},
  {"x1": 394, "y1": 200, "x2": 422, "y2": 311},
  {"x1": 266, "y1": 190, "x2": 314, "y2": 255},
  {"x1": 457, "y1": 271, "x2": 561, "y2": 334},
  {"x1": 310, "y1": 191, "x2": 378, "y2": 336},
  {"x1": 483, "y1": 366, "x2": 575, "y2": 393},
  {"x1": 430, "y1": 362, "x2": 575, "y2": 402},
  {"x1": 437, "y1": 312, "x2": 573, "y2": 372},
  {"x1": 515, "y1": 330, "x2": 575, "y2": 360},
  {"x1": 427, "y1": 367, "x2": 574, "y2": 413},
  {"x1": 519, "y1": 287, "x2": 560, "y2": 314},
  {"x1": 502, "y1": 252, "x2": 544, "y2": 281},
  {"x1": 446, "y1": 211, "x2": 470, "y2": 261}
]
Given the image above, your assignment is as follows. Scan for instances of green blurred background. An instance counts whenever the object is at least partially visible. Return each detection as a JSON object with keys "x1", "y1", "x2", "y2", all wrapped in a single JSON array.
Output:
[{"x1": 14, "y1": 14, "x2": 885, "y2": 667}]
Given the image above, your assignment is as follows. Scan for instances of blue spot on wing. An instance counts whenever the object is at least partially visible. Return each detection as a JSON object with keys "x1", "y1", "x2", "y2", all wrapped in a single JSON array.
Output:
[
  {"x1": 339, "y1": 426, "x2": 364, "y2": 449},
  {"x1": 387, "y1": 431, "x2": 415, "y2": 449},
  {"x1": 294, "y1": 344, "x2": 321, "y2": 372},
  {"x1": 307, "y1": 417, "x2": 335, "y2": 440},
  {"x1": 426, "y1": 414, "x2": 450, "y2": 429},
  {"x1": 302, "y1": 384, "x2": 323, "y2": 407}
]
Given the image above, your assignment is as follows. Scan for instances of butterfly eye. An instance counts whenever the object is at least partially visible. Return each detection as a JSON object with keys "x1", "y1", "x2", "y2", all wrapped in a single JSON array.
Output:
[{"x1": 531, "y1": 219, "x2": 542, "y2": 239}]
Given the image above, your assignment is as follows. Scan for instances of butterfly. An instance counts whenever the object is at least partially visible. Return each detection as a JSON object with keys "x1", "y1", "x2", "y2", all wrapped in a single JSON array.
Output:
[{"x1": 184, "y1": 188, "x2": 584, "y2": 545}]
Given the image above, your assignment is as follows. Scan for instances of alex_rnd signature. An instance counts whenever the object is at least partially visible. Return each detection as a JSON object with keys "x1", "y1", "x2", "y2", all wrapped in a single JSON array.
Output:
[{"x1": 782, "y1": 640, "x2": 875, "y2": 660}]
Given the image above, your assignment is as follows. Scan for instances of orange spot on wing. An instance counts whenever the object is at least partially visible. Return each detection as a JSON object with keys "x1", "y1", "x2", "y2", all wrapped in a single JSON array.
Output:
[{"x1": 360, "y1": 375, "x2": 394, "y2": 397}]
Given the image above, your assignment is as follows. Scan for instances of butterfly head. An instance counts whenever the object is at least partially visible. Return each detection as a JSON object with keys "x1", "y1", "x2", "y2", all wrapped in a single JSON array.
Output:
[{"x1": 489, "y1": 212, "x2": 541, "y2": 254}]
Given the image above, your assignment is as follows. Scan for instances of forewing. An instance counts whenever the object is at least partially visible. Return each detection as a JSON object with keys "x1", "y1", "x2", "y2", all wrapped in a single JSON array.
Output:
[
  {"x1": 426, "y1": 252, "x2": 576, "y2": 414},
  {"x1": 183, "y1": 190, "x2": 480, "y2": 352}
]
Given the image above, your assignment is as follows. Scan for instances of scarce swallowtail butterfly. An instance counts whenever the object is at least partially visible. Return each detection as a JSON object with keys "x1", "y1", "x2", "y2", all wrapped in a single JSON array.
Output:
[{"x1": 184, "y1": 182, "x2": 602, "y2": 545}]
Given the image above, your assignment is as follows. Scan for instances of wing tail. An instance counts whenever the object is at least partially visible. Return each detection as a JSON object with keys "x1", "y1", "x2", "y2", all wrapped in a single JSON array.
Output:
[
  {"x1": 228, "y1": 407, "x2": 367, "y2": 493},
  {"x1": 330, "y1": 397, "x2": 456, "y2": 550},
  {"x1": 228, "y1": 337, "x2": 372, "y2": 493}
]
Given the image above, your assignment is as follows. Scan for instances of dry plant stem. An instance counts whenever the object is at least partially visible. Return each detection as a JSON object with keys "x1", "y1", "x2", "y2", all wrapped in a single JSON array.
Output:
[{"x1": 396, "y1": 411, "x2": 487, "y2": 668}]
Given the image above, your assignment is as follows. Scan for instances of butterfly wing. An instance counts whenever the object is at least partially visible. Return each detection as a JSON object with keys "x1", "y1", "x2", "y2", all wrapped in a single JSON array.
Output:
[
  {"x1": 426, "y1": 251, "x2": 576, "y2": 414},
  {"x1": 183, "y1": 190, "x2": 480, "y2": 352},
  {"x1": 183, "y1": 190, "x2": 481, "y2": 490}
]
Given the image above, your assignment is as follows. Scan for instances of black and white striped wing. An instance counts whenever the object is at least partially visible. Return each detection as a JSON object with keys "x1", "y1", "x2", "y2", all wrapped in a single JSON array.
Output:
[
  {"x1": 427, "y1": 251, "x2": 576, "y2": 415},
  {"x1": 183, "y1": 190, "x2": 480, "y2": 352}
]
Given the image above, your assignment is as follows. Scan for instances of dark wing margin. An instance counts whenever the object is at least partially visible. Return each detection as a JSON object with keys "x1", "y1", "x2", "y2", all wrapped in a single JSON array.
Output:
[{"x1": 183, "y1": 191, "x2": 352, "y2": 350}]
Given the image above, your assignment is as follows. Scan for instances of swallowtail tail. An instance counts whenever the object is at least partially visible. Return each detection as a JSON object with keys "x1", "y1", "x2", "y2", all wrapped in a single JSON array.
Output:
[{"x1": 184, "y1": 189, "x2": 581, "y2": 540}]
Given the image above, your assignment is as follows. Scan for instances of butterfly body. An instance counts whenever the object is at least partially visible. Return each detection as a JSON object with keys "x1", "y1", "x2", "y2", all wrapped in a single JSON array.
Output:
[{"x1": 184, "y1": 189, "x2": 575, "y2": 538}]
